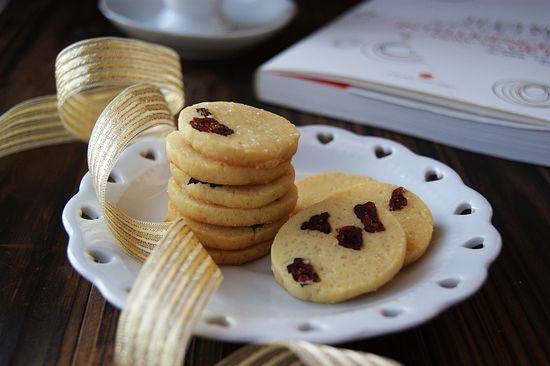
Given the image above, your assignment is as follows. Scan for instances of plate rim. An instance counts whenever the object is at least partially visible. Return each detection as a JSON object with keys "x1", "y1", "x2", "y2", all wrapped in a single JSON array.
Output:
[{"x1": 62, "y1": 125, "x2": 502, "y2": 343}]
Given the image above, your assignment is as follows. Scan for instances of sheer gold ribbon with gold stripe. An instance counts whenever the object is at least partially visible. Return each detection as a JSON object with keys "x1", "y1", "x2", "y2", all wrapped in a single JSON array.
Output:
[
  {"x1": 0, "y1": 37, "x2": 184, "y2": 158},
  {"x1": 0, "y1": 37, "x2": 399, "y2": 366}
]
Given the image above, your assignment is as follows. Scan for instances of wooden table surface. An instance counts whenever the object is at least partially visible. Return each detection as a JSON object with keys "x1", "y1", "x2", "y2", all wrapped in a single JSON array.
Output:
[{"x1": 1, "y1": 0, "x2": 549, "y2": 365}]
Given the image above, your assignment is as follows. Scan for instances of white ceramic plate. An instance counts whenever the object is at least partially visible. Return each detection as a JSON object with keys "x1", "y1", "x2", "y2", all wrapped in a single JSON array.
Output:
[{"x1": 62, "y1": 125, "x2": 501, "y2": 343}]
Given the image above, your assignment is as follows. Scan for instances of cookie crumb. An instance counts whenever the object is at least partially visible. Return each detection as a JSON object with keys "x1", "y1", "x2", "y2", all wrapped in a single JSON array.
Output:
[
  {"x1": 300, "y1": 212, "x2": 331, "y2": 234},
  {"x1": 287, "y1": 258, "x2": 320, "y2": 286},
  {"x1": 389, "y1": 187, "x2": 407, "y2": 211},
  {"x1": 354, "y1": 202, "x2": 386, "y2": 233},
  {"x1": 196, "y1": 107, "x2": 211, "y2": 117},
  {"x1": 336, "y1": 226, "x2": 363, "y2": 250},
  {"x1": 190, "y1": 117, "x2": 234, "y2": 136}
]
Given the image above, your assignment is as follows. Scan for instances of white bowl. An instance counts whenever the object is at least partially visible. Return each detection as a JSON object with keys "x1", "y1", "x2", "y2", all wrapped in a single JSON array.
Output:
[
  {"x1": 99, "y1": 0, "x2": 297, "y2": 59},
  {"x1": 62, "y1": 125, "x2": 501, "y2": 343}
]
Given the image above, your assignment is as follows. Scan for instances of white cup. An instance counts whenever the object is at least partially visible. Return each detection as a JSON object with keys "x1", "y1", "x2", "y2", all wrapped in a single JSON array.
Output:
[{"x1": 160, "y1": 0, "x2": 231, "y2": 34}]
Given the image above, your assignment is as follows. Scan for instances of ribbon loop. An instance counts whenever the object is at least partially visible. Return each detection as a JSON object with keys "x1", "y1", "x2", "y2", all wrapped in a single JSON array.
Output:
[
  {"x1": 0, "y1": 37, "x2": 184, "y2": 158},
  {"x1": 86, "y1": 83, "x2": 222, "y2": 365},
  {"x1": 56, "y1": 37, "x2": 184, "y2": 140},
  {"x1": 88, "y1": 83, "x2": 177, "y2": 260}
]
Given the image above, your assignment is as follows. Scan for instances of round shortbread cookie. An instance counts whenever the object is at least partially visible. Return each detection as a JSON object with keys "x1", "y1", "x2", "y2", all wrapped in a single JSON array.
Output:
[
  {"x1": 207, "y1": 240, "x2": 273, "y2": 265},
  {"x1": 171, "y1": 163, "x2": 296, "y2": 209},
  {"x1": 165, "y1": 203, "x2": 288, "y2": 250},
  {"x1": 296, "y1": 173, "x2": 433, "y2": 266},
  {"x1": 178, "y1": 102, "x2": 300, "y2": 168},
  {"x1": 168, "y1": 179, "x2": 298, "y2": 226},
  {"x1": 295, "y1": 172, "x2": 376, "y2": 212},
  {"x1": 272, "y1": 193, "x2": 406, "y2": 303},
  {"x1": 167, "y1": 131, "x2": 290, "y2": 185}
]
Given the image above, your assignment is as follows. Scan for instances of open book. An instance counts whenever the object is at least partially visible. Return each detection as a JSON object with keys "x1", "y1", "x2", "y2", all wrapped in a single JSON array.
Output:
[{"x1": 255, "y1": 0, "x2": 550, "y2": 166}]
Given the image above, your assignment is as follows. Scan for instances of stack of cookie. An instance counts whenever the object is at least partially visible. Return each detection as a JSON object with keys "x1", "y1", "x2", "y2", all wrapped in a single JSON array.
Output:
[{"x1": 165, "y1": 102, "x2": 300, "y2": 265}]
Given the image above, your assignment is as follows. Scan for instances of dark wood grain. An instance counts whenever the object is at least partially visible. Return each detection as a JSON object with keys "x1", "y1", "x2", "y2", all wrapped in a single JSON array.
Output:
[{"x1": 0, "y1": 0, "x2": 549, "y2": 365}]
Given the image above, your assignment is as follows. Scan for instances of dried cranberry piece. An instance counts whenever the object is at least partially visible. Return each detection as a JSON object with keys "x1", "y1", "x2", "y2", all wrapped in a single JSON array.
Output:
[
  {"x1": 196, "y1": 107, "x2": 211, "y2": 117},
  {"x1": 300, "y1": 212, "x2": 331, "y2": 234},
  {"x1": 187, "y1": 177, "x2": 220, "y2": 188},
  {"x1": 336, "y1": 226, "x2": 364, "y2": 250},
  {"x1": 287, "y1": 258, "x2": 320, "y2": 286},
  {"x1": 389, "y1": 187, "x2": 407, "y2": 211},
  {"x1": 354, "y1": 202, "x2": 385, "y2": 233},
  {"x1": 190, "y1": 117, "x2": 234, "y2": 136}
]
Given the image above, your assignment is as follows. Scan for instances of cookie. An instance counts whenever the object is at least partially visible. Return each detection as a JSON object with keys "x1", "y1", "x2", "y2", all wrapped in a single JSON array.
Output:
[
  {"x1": 168, "y1": 179, "x2": 298, "y2": 226},
  {"x1": 165, "y1": 203, "x2": 288, "y2": 250},
  {"x1": 171, "y1": 163, "x2": 295, "y2": 209},
  {"x1": 369, "y1": 184, "x2": 433, "y2": 265},
  {"x1": 167, "y1": 131, "x2": 291, "y2": 185},
  {"x1": 296, "y1": 173, "x2": 433, "y2": 266},
  {"x1": 178, "y1": 102, "x2": 300, "y2": 168},
  {"x1": 164, "y1": 203, "x2": 179, "y2": 221},
  {"x1": 271, "y1": 192, "x2": 406, "y2": 303},
  {"x1": 206, "y1": 240, "x2": 273, "y2": 265},
  {"x1": 295, "y1": 172, "x2": 376, "y2": 212}
]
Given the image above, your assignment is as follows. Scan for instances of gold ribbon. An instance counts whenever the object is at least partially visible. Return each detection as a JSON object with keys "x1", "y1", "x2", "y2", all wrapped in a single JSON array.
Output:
[
  {"x1": 0, "y1": 37, "x2": 183, "y2": 157},
  {"x1": 0, "y1": 37, "x2": 399, "y2": 366},
  {"x1": 218, "y1": 343, "x2": 401, "y2": 366}
]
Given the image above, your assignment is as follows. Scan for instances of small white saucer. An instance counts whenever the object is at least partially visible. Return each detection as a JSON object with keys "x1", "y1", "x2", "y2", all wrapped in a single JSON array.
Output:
[{"x1": 99, "y1": 0, "x2": 297, "y2": 59}]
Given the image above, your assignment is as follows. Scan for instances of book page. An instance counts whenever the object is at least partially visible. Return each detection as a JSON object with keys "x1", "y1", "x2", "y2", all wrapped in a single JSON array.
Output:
[{"x1": 261, "y1": 0, "x2": 550, "y2": 125}]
